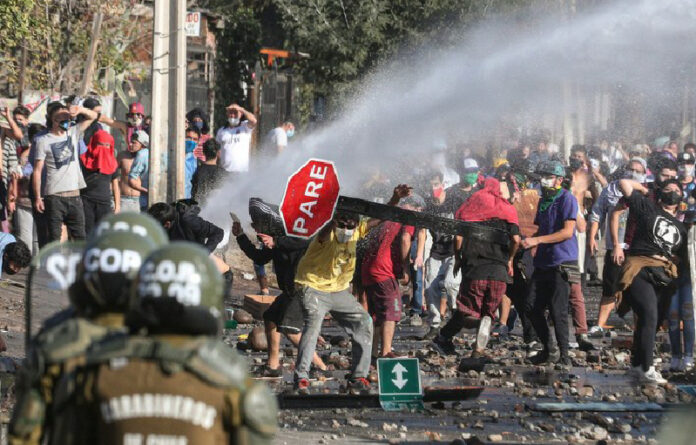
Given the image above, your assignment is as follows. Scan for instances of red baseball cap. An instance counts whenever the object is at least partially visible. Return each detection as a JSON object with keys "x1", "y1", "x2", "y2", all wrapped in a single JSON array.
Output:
[{"x1": 128, "y1": 102, "x2": 145, "y2": 115}]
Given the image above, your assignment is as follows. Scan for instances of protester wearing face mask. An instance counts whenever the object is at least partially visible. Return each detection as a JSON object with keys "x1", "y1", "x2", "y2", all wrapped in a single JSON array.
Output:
[
  {"x1": 33, "y1": 101, "x2": 99, "y2": 241},
  {"x1": 185, "y1": 108, "x2": 211, "y2": 161},
  {"x1": 98, "y1": 102, "x2": 146, "y2": 147},
  {"x1": 293, "y1": 184, "x2": 411, "y2": 394},
  {"x1": 588, "y1": 158, "x2": 646, "y2": 337},
  {"x1": 520, "y1": 160, "x2": 579, "y2": 369},
  {"x1": 184, "y1": 128, "x2": 200, "y2": 199},
  {"x1": 215, "y1": 103, "x2": 257, "y2": 173},
  {"x1": 611, "y1": 158, "x2": 678, "y2": 271},
  {"x1": 267, "y1": 121, "x2": 295, "y2": 155},
  {"x1": 418, "y1": 159, "x2": 480, "y2": 340},
  {"x1": 613, "y1": 178, "x2": 687, "y2": 384}
]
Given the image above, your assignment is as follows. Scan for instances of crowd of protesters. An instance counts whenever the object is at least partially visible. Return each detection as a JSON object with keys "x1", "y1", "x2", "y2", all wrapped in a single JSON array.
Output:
[
  {"x1": 1, "y1": 94, "x2": 694, "y2": 389},
  {"x1": 231, "y1": 130, "x2": 695, "y2": 390}
]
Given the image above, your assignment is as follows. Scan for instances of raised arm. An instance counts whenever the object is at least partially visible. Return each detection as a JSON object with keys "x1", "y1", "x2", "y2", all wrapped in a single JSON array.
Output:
[
  {"x1": 618, "y1": 179, "x2": 648, "y2": 197},
  {"x1": 2, "y1": 107, "x2": 23, "y2": 141},
  {"x1": 98, "y1": 114, "x2": 128, "y2": 137}
]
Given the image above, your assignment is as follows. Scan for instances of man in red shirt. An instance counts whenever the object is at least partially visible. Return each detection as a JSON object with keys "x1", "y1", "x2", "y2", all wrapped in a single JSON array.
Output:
[{"x1": 361, "y1": 195, "x2": 424, "y2": 358}]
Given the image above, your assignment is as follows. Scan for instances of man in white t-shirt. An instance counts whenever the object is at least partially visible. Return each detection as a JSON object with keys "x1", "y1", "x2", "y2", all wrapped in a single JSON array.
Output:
[
  {"x1": 33, "y1": 101, "x2": 98, "y2": 241},
  {"x1": 215, "y1": 104, "x2": 257, "y2": 173},
  {"x1": 267, "y1": 122, "x2": 295, "y2": 155}
]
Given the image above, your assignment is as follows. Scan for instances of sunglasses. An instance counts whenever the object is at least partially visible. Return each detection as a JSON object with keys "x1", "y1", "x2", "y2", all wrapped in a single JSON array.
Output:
[{"x1": 336, "y1": 221, "x2": 357, "y2": 230}]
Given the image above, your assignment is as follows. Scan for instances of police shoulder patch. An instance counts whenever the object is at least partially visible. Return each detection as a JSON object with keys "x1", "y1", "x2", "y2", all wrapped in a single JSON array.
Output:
[
  {"x1": 186, "y1": 339, "x2": 248, "y2": 388},
  {"x1": 37, "y1": 317, "x2": 111, "y2": 365}
]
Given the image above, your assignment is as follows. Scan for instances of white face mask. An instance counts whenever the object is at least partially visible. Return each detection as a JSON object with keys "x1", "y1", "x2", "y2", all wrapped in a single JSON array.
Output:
[
  {"x1": 540, "y1": 177, "x2": 556, "y2": 189},
  {"x1": 128, "y1": 117, "x2": 142, "y2": 127},
  {"x1": 228, "y1": 117, "x2": 240, "y2": 126},
  {"x1": 335, "y1": 227, "x2": 354, "y2": 243},
  {"x1": 632, "y1": 171, "x2": 646, "y2": 183}
]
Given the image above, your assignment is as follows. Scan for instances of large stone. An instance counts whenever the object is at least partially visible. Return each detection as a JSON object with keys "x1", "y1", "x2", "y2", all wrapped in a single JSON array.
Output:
[
  {"x1": 249, "y1": 326, "x2": 268, "y2": 351},
  {"x1": 233, "y1": 308, "x2": 254, "y2": 324}
]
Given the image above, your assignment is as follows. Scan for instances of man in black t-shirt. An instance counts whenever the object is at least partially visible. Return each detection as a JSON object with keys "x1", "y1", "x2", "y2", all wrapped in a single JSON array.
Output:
[
  {"x1": 618, "y1": 178, "x2": 686, "y2": 385},
  {"x1": 420, "y1": 160, "x2": 480, "y2": 340},
  {"x1": 79, "y1": 129, "x2": 120, "y2": 235},
  {"x1": 433, "y1": 177, "x2": 520, "y2": 357},
  {"x1": 191, "y1": 139, "x2": 227, "y2": 205}
]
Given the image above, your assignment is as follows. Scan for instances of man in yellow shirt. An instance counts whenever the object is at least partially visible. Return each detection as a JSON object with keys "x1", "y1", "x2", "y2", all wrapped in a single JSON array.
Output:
[{"x1": 294, "y1": 184, "x2": 411, "y2": 394}]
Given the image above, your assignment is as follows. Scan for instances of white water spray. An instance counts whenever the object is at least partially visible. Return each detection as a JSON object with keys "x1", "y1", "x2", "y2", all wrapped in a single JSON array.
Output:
[{"x1": 202, "y1": 0, "x2": 696, "y2": 230}]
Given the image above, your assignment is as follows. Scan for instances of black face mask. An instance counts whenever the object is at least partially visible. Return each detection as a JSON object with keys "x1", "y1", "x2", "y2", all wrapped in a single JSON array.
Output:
[
  {"x1": 660, "y1": 191, "x2": 682, "y2": 206},
  {"x1": 569, "y1": 158, "x2": 584, "y2": 172}
]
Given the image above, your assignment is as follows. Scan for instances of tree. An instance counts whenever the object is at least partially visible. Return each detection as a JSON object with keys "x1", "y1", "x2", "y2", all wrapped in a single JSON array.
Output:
[{"x1": 0, "y1": 1, "x2": 146, "y2": 96}]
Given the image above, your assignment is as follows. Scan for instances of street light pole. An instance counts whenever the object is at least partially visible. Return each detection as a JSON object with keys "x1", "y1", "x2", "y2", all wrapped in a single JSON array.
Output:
[{"x1": 149, "y1": 0, "x2": 170, "y2": 205}]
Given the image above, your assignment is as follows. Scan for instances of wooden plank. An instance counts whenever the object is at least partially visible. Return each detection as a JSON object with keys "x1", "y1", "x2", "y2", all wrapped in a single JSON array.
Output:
[
  {"x1": 528, "y1": 402, "x2": 664, "y2": 412},
  {"x1": 277, "y1": 386, "x2": 484, "y2": 410},
  {"x1": 336, "y1": 196, "x2": 510, "y2": 245}
]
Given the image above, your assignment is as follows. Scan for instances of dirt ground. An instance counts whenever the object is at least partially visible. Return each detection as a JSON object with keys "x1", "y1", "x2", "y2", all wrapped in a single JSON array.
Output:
[{"x1": 1, "y1": 242, "x2": 695, "y2": 444}]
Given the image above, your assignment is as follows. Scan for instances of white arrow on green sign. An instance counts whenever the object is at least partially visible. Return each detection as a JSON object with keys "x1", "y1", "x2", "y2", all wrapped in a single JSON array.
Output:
[{"x1": 377, "y1": 358, "x2": 423, "y2": 411}]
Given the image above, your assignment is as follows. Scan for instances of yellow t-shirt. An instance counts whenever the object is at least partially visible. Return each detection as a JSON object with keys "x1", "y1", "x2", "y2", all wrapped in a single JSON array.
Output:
[{"x1": 295, "y1": 221, "x2": 369, "y2": 293}]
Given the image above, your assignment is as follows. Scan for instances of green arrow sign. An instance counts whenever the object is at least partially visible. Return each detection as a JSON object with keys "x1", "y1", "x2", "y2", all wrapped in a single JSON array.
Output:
[{"x1": 377, "y1": 358, "x2": 423, "y2": 411}]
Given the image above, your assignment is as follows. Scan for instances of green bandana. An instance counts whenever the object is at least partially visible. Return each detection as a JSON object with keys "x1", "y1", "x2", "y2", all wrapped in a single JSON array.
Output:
[
  {"x1": 463, "y1": 173, "x2": 479, "y2": 186},
  {"x1": 539, "y1": 187, "x2": 563, "y2": 212}
]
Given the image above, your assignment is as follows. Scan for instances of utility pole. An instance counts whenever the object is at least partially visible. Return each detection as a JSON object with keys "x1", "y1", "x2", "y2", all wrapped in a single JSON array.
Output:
[
  {"x1": 79, "y1": 11, "x2": 103, "y2": 96},
  {"x1": 167, "y1": 0, "x2": 187, "y2": 202},
  {"x1": 149, "y1": 0, "x2": 170, "y2": 205}
]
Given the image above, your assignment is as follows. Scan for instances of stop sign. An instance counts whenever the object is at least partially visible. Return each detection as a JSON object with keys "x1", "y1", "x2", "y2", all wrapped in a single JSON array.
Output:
[{"x1": 280, "y1": 158, "x2": 340, "y2": 238}]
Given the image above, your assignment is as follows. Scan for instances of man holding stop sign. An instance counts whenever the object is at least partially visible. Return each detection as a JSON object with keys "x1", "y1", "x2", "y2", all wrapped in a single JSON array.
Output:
[{"x1": 291, "y1": 182, "x2": 412, "y2": 394}]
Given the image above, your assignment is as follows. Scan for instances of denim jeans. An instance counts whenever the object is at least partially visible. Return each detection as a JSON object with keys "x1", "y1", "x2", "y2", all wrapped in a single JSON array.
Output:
[
  {"x1": 409, "y1": 239, "x2": 423, "y2": 315},
  {"x1": 668, "y1": 274, "x2": 695, "y2": 359},
  {"x1": 44, "y1": 195, "x2": 86, "y2": 242},
  {"x1": 424, "y1": 255, "x2": 459, "y2": 327},
  {"x1": 295, "y1": 286, "x2": 373, "y2": 380}
]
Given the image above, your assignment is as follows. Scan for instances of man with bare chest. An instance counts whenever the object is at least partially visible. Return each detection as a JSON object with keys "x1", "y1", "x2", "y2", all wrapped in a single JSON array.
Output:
[{"x1": 117, "y1": 131, "x2": 147, "y2": 213}]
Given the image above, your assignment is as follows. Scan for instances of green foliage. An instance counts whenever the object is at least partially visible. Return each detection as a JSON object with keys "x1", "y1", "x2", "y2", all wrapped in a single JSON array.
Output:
[
  {"x1": 272, "y1": 0, "x2": 541, "y2": 113},
  {"x1": 0, "y1": 1, "x2": 143, "y2": 96}
]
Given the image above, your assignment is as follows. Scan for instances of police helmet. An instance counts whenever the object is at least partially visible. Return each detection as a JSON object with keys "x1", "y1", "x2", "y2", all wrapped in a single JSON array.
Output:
[
  {"x1": 89, "y1": 212, "x2": 169, "y2": 246},
  {"x1": 130, "y1": 242, "x2": 224, "y2": 336},
  {"x1": 71, "y1": 231, "x2": 162, "y2": 315}
]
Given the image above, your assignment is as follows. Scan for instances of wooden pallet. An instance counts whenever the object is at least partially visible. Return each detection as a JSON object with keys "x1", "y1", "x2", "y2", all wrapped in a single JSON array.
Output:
[{"x1": 243, "y1": 294, "x2": 278, "y2": 320}]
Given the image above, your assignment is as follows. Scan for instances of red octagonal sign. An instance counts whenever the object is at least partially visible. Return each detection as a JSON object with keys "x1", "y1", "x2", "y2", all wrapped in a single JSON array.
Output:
[{"x1": 280, "y1": 158, "x2": 340, "y2": 238}]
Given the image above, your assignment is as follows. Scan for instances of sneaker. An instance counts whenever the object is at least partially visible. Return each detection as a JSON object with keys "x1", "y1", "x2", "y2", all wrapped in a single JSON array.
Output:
[
  {"x1": 347, "y1": 377, "x2": 371, "y2": 394},
  {"x1": 294, "y1": 378, "x2": 310, "y2": 394},
  {"x1": 423, "y1": 326, "x2": 440, "y2": 341},
  {"x1": 684, "y1": 356, "x2": 694, "y2": 371},
  {"x1": 529, "y1": 348, "x2": 560, "y2": 366},
  {"x1": 670, "y1": 357, "x2": 685, "y2": 372},
  {"x1": 475, "y1": 316, "x2": 492, "y2": 351},
  {"x1": 262, "y1": 366, "x2": 283, "y2": 378},
  {"x1": 432, "y1": 335, "x2": 456, "y2": 355},
  {"x1": 576, "y1": 334, "x2": 596, "y2": 352},
  {"x1": 588, "y1": 325, "x2": 605, "y2": 338},
  {"x1": 409, "y1": 314, "x2": 423, "y2": 327},
  {"x1": 640, "y1": 366, "x2": 667, "y2": 384}
]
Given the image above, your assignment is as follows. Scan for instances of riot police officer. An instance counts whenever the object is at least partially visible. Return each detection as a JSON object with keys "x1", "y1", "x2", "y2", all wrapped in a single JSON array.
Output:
[
  {"x1": 56, "y1": 242, "x2": 277, "y2": 444},
  {"x1": 9, "y1": 213, "x2": 168, "y2": 445}
]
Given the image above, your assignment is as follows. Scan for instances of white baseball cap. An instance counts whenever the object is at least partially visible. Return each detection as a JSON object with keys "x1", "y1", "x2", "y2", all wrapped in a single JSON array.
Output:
[{"x1": 463, "y1": 158, "x2": 479, "y2": 171}]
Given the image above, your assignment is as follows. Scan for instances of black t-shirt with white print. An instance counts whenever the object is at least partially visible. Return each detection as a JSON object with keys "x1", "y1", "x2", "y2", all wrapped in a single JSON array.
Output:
[{"x1": 626, "y1": 191, "x2": 686, "y2": 259}]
